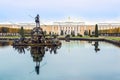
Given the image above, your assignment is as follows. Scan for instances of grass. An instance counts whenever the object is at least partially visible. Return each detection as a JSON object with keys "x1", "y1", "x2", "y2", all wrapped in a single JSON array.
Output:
[
  {"x1": 0, "y1": 36, "x2": 19, "y2": 38},
  {"x1": 0, "y1": 35, "x2": 120, "y2": 42},
  {"x1": 0, "y1": 36, "x2": 31, "y2": 38},
  {"x1": 61, "y1": 35, "x2": 120, "y2": 42},
  {"x1": 103, "y1": 37, "x2": 120, "y2": 41}
]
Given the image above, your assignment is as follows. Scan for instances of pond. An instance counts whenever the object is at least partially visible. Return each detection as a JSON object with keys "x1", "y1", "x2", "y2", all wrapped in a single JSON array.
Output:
[{"x1": 0, "y1": 41, "x2": 120, "y2": 80}]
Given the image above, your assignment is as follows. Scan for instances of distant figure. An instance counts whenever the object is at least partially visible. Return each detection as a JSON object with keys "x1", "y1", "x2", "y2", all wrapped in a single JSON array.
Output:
[{"x1": 35, "y1": 14, "x2": 40, "y2": 27}]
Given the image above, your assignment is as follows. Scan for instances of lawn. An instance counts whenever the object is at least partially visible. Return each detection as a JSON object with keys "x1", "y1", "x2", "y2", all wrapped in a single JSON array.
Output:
[
  {"x1": 104, "y1": 36, "x2": 120, "y2": 41},
  {"x1": 0, "y1": 35, "x2": 120, "y2": 42}
]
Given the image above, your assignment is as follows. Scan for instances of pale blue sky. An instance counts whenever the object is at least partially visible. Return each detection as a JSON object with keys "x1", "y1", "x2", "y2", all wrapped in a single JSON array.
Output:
[{"x1": 0, "y1": 0, "x2": 120, "y2": 23}]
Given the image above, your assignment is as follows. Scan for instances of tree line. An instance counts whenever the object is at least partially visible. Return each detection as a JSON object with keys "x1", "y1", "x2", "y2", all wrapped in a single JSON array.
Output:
[
  {"x1": 0, "y1": 27, "x2": 31, "y2": 33},
  {"x1": 0, "y1": 27, "x2": 31, "y2": 36},
  {"x1": 99, "y1": 27, "x2": 120, "y2": 34}
]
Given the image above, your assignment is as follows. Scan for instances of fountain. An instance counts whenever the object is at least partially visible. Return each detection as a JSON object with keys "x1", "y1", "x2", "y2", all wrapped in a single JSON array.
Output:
[
  {"x1": 13, "y1": 14, "x2": 61, "y2": 46},
  {"x1": 12, "y1": 14, "x2": 61, "y2": 75}
]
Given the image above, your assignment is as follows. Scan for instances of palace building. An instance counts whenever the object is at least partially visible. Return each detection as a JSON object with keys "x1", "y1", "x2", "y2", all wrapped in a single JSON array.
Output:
[{"x1": 0, "y1": 20, "x2": 120, "y2": 36}]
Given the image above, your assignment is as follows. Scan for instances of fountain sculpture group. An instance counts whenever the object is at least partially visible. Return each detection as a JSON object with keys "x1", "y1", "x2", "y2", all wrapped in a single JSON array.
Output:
[
  {"x1": 13, "y1": 14, "x2": 61, "y2": 46},
  {"x1": 13, "y1": 14, "x2": 62, "y2": 75}
]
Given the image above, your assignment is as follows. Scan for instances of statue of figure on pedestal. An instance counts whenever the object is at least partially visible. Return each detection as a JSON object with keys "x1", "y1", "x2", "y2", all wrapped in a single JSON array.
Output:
[{"x1": 35, "y1": 14, "x2": 40, "y2": 27}]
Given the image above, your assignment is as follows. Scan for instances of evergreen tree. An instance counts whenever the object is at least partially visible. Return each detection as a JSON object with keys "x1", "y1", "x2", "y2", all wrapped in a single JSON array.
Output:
[
  {"x1": 19, "y1": 26, "x2": 25, "y2": 38},
  {"x1": 95, "y1": 24, "x2": 99, "y2": 37},
  {"x1": 88, "y1": 30, "x2": 91, "y2": 36}
]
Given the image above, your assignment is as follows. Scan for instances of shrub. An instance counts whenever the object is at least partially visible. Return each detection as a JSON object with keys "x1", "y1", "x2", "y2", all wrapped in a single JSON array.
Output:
[{"x1": 77, "y1": 33, "x2": 83, "y2": 37}]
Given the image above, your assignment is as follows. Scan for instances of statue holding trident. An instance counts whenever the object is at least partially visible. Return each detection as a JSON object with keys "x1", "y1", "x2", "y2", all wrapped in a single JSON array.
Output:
[{"x1": 35, "y1": 14, "x2": 40, "y2": 28}]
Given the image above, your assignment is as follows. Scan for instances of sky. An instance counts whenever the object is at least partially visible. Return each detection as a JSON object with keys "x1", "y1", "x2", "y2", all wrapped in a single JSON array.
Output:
[{"x1": 0, "y1": 0, "x2": 120, "y2": 24}]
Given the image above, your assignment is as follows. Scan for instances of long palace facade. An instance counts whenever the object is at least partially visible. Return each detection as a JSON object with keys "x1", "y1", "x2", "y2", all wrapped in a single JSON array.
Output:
[{"x1": 0, "y1": 21, "x2": 120, "y2": 36}]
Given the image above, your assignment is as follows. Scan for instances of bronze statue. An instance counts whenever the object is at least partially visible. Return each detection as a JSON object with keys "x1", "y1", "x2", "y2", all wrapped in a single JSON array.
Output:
[{"x1": 35, "y1": 14, "x2": 40, "y2": 27}]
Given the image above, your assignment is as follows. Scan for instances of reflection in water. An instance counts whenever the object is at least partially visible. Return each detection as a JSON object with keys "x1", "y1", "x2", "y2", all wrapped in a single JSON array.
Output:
[
  {"x1": 0, "y1": 41, "x2": 12, "y2": 47},
  {"x1": 30, "y1": 46, "x2": 45, "y2": 75},
  {"x1": 93, "y1": 41, "x2": 100, "y2": 52},
  {"x1": 13, "y1": 46, "x2": 27, "y2": 53},
  {"x1": 13, "y1": 45, "x2": 61, "y2": 75},
  {"x1": 89, "y1": 41, "x2": 101, "y2": 52},
  {"x1": 88, "y1": 41, "x2": 92, "y2": 43},
  {"x1": 1, "y1": 41, "x2": 120, "y2": 80},
  {"x1": 13, "y1": 41, "x2": 101, "y2": 75}
]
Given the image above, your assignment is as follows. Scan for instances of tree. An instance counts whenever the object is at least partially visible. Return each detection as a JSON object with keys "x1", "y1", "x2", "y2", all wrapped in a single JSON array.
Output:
[
  {"x1": 1, "y1": 27, "x2": 8, "y2": 33},
  {"x1": 49, "y1": 31, "x2": 52, "y2": 36},
  {"x1": 60, "y1": 30, "x2": 64, "y2": 35},
  {"x1": 92, "y1": 31, "x2": 95, "y2": 35},
  {"x1": 95, "y1": 24, "x2": 99, "y2": 37},
  {"x1": 84, "y1": 30, "x2": 88, "y2": 36},
  {"x1": 19, "y1": 26, "x2": 25, "y2": 38},
  {"x1": 71, "y1": 30, "x2": 75, "y2": 37},
  {"x1": 88, "y1": 30, "x2": 91, "y2": 36},
  {"x1": 77, "y1": 33, "x2": 82, "y2": 37},
  {"x1": 43, "y1": 31, "x2": 47, "y2": 36}
]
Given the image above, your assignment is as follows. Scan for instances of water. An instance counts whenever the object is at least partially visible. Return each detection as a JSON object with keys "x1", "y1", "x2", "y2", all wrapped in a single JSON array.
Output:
[{"x1": 0, "y1": 41, "x2": 120, "y2": 80}]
